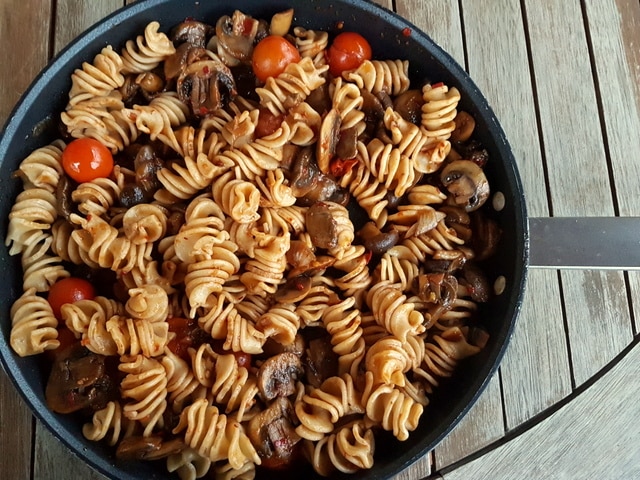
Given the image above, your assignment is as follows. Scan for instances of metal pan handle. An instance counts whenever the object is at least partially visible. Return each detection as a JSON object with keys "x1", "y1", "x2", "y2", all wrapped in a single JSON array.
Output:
[{"x1": 528, "y1": 217, "x2": 640, "y2": 270}]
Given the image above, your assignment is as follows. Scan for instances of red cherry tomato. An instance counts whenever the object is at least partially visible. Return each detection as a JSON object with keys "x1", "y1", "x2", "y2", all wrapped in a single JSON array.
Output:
[
  {"x1": 48, "y1": 277, "x2": 96, "y2": 320},
  {"x1": 256, "y1": 107, "x2": 284, "y2": 138},
  {"x1": 252, "y1": 35, "x2": 301, "y2": 82},
  {"x1": 326, "y1": 31, "x2": 372, "y2": 77},
  {"x1": 167, "y1": 317, "x2": 197, "y2": 361},
  {"x1": 61, "y1": 137, "x2": 114, "y2": 183}
]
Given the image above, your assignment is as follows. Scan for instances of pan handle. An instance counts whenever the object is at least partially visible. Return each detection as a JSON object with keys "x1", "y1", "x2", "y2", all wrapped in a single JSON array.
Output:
[{"x1": 528, "y1": 217, "x2": 640, "y2": 270}]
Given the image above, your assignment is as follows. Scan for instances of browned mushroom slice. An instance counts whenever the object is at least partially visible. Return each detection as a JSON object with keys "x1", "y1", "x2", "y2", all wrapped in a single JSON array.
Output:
[
  {"x1": 135, "y1": 72, "x2": 165, "y2": 95},
  {"x1": 305, "y1": 202, "x2": 338, "y2": 250},
  {"x1": 134, "y1": 144, "x2": 164, "y2": 195},
  {"x1": 164, "y1": 43, "x2": 206, "y2": 81},
  {"x1": 358, "y1": 221, "x2": 400, "y2": 255},
  {"x1": 215, "y1": 11, "x2": 260, "y2": 62},
  {"x1": 335, "y1": 126, "x2": 359, "y2": 161},
  {"x1": 257, "y1": 352, "x2": 304, "y2": 401},
  {"x1": 116, "y1": 436, "x2": 185, "y2": 461},
  {"x1": 177, "y1": 57, "x2": 237, "y2": 114},
  {"x1": 316, "y1": 108, "x2": 341, "y2": 174},
  {"x1": 451, "y1": 110, "x2": 476, "y2": 143},
  {"x1": 171, "y1": 20, "x2": 214, "y2": 48},
  {"x1": 304, "y1": 335, "x2": 339, "y2": 388},
  {"x1": 440, "y1": 159, "x2": 490, "y2": 212},
  {"x1": 393, "y1": 89, "x2": 424, "y2": 125},
  {"x1": 119, "y1": 74, "x2": 141, "y2": 103},
  {"x1": 461, "y1": 262, "x2": 491, "y2": 302},
  {"x1": 248, "y1": 397, "x2": 302, "y2": 470},
  {"x1": 439, "y1": 205, "x2": 472, "y2": 242},
  {"x1": 263, "y1": 334, "x2": 306, "y2": 358},
  {"x1": 289, "y1": 147, "x2": 349, "y2": 206},
  {"x1": 471, "y1": 210, "x2": 502, "y2": 261},
  {"x1": 275, "y1": 274, "x2": 313, "y2": 303},
  {"x1": 55, "y1": 174, "x2": 74, "y2": 221},
  {"x1": 412, "y1": 272, "x2": 458, "y2": 309},
  {"x1": 45, "y1": 343, "x2": 115, "y2": 414}
]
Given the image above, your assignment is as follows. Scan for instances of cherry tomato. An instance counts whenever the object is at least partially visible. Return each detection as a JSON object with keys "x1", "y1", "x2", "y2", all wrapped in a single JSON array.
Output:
[
  {"x1": 256, "y1": 107, "x2": 284, "y2": 138},
  {"x1": 252, "y1": 35, "x2": 301, "y2": 82},
  {"x1": 167, "y1": 317, "x2": 197, "y2": 361},
  {"x1": 326, "y1": 31, "x2": 372, "y2": 77},
  {"x1": 61, "y1": 137, "x2": 114, "y2": 183},
  {"x1": 48, "y1": 277, "x2": 96, "y2": 320}
]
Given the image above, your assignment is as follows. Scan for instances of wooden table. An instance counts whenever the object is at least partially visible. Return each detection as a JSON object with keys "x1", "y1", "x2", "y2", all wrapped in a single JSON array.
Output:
[{"x1": 2, "y1": 0, "x2": 640, "y2": 478}]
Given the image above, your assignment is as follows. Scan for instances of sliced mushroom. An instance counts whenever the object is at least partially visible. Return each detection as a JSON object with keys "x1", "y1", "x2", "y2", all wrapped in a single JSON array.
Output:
[
  {"x1": 171, "y1": 20, "x2": 214, "y2": 48},
  {"x1": 135, "y1": 72, "x2": 165, "y2": 95},
  {"x1": 263, "y1": 334, "x2": 306, "y2": 358},
  {"x1": 393, "y1": 89, "x2": 424, "y2": 125},
  {"x1": 460, "y1": 262, "x2": 491, "y2": 302},
  {"x1": 275, "y1": 274, "x2": 313, "y2": 303},
  {"x1": 450, "y1": 110, "x2": 476, "y2": 143},
  {"x1": 440, "y1": 160, "x2": 490, "y2": 212},
  {"x1": 423, "y1": 256, "x2": 466, "y2": 274},
  {"x1": 335, "y1": 126, "x2": 359, "y2": 161},
  {"x1": 45, "y1": 343, "x2": 115, "y2": 414},
  {"x1": 248, "y1": 397, "x2": 301, "y2": 469},
  {"x1": 257, "y1": 352, "x2": 304, "y2": 400},
  {"x1": 134, "y1": 144, "x2": 164, "y2": 195},
  {"x1": 177, "y1": 56, "x2": 237, "y2": 114},
  {"x1": 289, "y1": 147, "x2": 349, "y2": 206},
  {"x1": 305, "y1": 202, "x2": 338, "y2": 250},
  {"x1": 470, "y1": 210, "x2": 502, "y2": 261},
  {"x1": 412, "y1": 272, "x2": 458, "y2": 309},
  {"x1": 116, "y1": 436, "x2": 185, "y2": 461},
  {"x1": 215, "y1": 11, "x2": 260, "y2": 62},
  {"x1": 316, "y1": 108, "x2": 341, "y2": 174},
  {"x1": 439, "y1": 205, "x2": 472, "y2": 242},
  {"x1": 304, "y1": 334, "x2": 339, "y2": 388},
  {"x1": 119, "y1": 75, "x2": 141, "y2": 104},
  {"x1": 358, "y1": 222, "x2": 400, "y2": 255},
  {"x1": 164, "y1": 43, "x2": 206, "y2": 81},
  {"x1": 55, "y1": 174, "x2": 74, "y2": 221},
  {"x1": 453, "y1": 139, "x2": 489, "y2": 168}
]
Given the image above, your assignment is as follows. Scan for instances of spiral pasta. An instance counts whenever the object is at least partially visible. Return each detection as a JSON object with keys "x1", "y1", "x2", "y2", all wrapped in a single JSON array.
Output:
[
  {"x1": 119, "y1": 354, "x2": 168, "y2": 436},
  {"x1": 13, "y1": 140, "x2": 65, "y2": 192},
  {"x1": 68, "y1": 46, "x2": 125, "y2": 105},
  {"x1": 9, "y1": 288, "x2": 59, "y2": 357},
  {"x1": 82, "y1": 401, "x2": 135, "y2": 446},
  {"x1": 343, "y1": 59, "x2": 410, "y2": 96},
  {"x1": 366, "y1": 281, "x2": 425, "y2": 341},
  {"x1": 121, "y1": 21, "x2": 176, "y2": 74},
  {"x1": 321, "y1": 297, "x2": 366, "y2": 379},
  {"x1": 172, "y1": 398, "x2": 260, "y2": 469}
]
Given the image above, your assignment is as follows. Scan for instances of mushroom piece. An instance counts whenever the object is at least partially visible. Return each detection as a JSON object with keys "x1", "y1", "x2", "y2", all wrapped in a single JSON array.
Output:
[
  {"x1": 393, "y1": 89, "x2": 424, "y2": 125},
  {"x1": 55, "y1": 174, "x2": 74, "y2": 221},
  {"x1": 248, "y1": 397, "x2": 301, "y2": 469},
  {"x1": 257, "y1": 352, "x2": 304, "y2": 401},
  {"x1": 412, "y1": 272, "x2": 458, "y2": 309},
  {"x1": 45, "y1": 343, "x2": 115, "y2": 414},
  {"x1": 164, "y1": 42, "x2": 206, "y2": 81},
  {"x1": 304, "y1": 335, "x2": 339, "y2": 388},
  {"x1": 171, "y1": 20, "x2": 214, "y2": 48},
  {"x1": 316, "y1": 108, "x2": 341, "y2": 174},
  {"x1": 358, "y1": 221, "x2": 400, "y2": 255},
  {"x1": 453, "y1": 139, "x2": 489, "y2": 168},
  {"x1": 134, "y1": 144, "x2": 164, "y2": 195},
  {"x1": 177, "y1": 55, "x2": 237, "y2": 114},
  {"x1": 450, "y1": 110, "x2": 476, "y2": 143},
  {"x1": 335, "y1": 126, "x2": 359, "y2": 161},
  {"x1": 289, "y1": 147, "x2": 350, "y2": 207},
  {"x1": 439, "y1": 205, "x2": 472, "y2": 242},
  {"x1": 275, "y1": 274, "x2": 313, "y2": 304},
  {"x1": 116, "y1": 436, "x2": 185, "y2": 461},
  {"x1": 215, "y1": 11, "x2": 260, "y2": 62},
  {"x1": 440, "y1": 160, "x2": 490, "y2": 212},
  {"x1": 470, "y1": 210, "x2": 502, "y2": 261},
  {"x1": 460, "y1": 262, "x2": 491, "y2": 303},
  {"x1": 262, "y1": 334, "x2": 306, "y2": 358},
  {"x1": 305, "y1": 202, "x2": 339, "y2": 250}
]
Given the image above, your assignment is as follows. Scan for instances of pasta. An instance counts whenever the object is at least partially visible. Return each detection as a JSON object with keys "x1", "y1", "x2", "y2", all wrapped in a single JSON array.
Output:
[{"x1": 6, "y1": 9, "x2": 497, "y2": 479}]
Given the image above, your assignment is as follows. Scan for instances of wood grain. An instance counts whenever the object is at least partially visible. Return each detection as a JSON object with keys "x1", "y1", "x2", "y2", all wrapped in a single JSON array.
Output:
[
  {"x1": 440, "y1": 343, "x2": 640, "y2": 480},
  {"x1": 523, "y1": 0, "x2": 633, "y2": 387},
  {"x1": 0, "y1": 0, "x2": 53, "y2": 478}
]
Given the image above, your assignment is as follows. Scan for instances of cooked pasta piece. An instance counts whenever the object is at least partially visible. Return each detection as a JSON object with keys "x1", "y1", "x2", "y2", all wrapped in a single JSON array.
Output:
[
  {"x1": 9, "y1": 288, "x2": 59, "y2": 357},
  {"x1": 82, "y1": 401, "x2": 136, "y2": 446},
  {"x1": 343, "y1": 59, "x2": 410, "y2": 96},
  {"x1": 121, "y1": 21, "x2": 176, "y2": 74},
  {"x1": 68, "y1": 46, "x2": 125, "y2": 105}
]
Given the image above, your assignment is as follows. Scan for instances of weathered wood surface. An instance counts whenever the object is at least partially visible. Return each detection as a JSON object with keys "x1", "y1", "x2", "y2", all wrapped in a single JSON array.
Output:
[{"x1": 1, "y1": 1, "x2": 639, "y2": 479}]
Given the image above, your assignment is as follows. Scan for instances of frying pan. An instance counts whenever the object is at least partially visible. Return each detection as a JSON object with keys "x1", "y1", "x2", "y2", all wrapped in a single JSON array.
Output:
[{"x1": 0, "y1": 0, "x2": 528, "y2": 478}]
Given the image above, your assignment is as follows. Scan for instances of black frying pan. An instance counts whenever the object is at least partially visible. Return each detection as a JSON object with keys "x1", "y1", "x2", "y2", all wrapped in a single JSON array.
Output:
[{"x1": 0, "y1": 0, "x2": 528, "y2": 478}]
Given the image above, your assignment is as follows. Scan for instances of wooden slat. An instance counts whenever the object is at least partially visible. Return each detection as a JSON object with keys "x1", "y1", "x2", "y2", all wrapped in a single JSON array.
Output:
[
  {"x1": 461, "y1": 0, "x2": 572, "y2": 429},
  {"x1": 523, "y1": 0, "x2": 632, "y2": 387},
  {"x1": 33, "y1": 423, "x2": 108, "y2": 480},
  {"x1": 441, "y1": 343, "x2": 640, "y2": 480},
  {"x1": 584, "y1": 0, "x2": 640, "y2": 337},
  {"x1": 0, "y1": 0, "x2": 54, "y2": 478},
  {"x1": 395, "y1": 0, "x2": 464, "y2": 66},
  {"x1": 53, "y1": 0, "x2": 124, "y2": 54}
]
